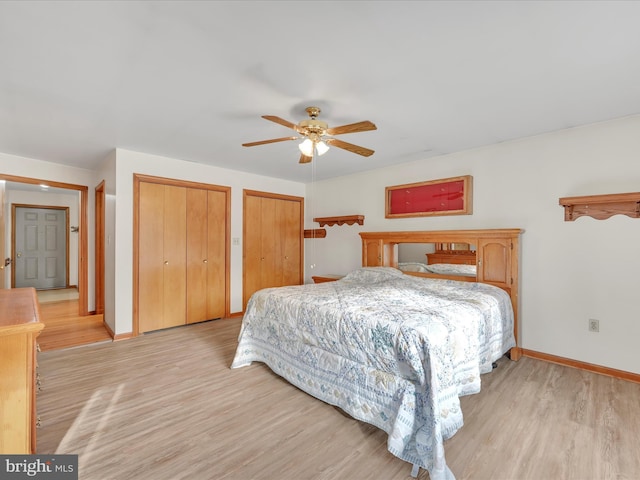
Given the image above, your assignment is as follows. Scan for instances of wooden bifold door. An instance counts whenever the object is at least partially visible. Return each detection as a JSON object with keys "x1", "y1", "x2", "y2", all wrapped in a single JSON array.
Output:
[
  {"x1": 243, "y1": 190, "x2": 303, "y2": 308},
  {"x1": 135, "y1": 175, "x2": 230, "y2": 334}
]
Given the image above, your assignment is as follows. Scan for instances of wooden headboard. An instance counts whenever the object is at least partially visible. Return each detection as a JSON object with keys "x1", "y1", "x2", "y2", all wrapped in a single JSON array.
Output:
[{"x1": 359, "y1": 229, "x2": 523, "y2": 360}]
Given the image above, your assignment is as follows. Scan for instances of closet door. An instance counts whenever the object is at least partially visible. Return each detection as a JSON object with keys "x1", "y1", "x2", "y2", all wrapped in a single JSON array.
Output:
[
  {"x1": 163, "y1": 185, "x2": 187, "y2": 326},
  {"x1": 139, "y1": 182, "x2": 164, "y2": 333},
  {"x1": 260, "y1": 196, "x2": 279, "y2": 288},
  {"x1": 186, "y1": 188, "x2": 209, "y2": 324},
  {"x1": 243, "y1": 190, "x2": 303, "y2": 308},
  {"x1": 278, "y1": 198, "x2": 302, "y2": 286},
  {"x1": 186, "y1": 188, "x2": 227, "y2": 324},
  {"x1": 243, "y1": 193, "x2": 264, "y2": 307},
  {"x1": 138, "y1": 183, "x2": 186, "y2": 333},
  {"x1": 205, "y1": 189, "x2": 227, "y2": 319}
]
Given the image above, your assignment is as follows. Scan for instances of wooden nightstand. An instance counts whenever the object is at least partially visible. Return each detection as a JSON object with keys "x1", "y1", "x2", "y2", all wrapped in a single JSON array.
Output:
[{"x1": 311, "y1": 274, "x2": 344, "y2": 283}]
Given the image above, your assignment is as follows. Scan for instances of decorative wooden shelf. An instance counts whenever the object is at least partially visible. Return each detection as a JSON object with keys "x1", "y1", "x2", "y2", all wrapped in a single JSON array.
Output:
[
  {"x1": 304, "y1": 229, "x2": 326, "y2": 239},
  {"x1": 559, "y1": 192, "x2": 640, "y2": 221},
  {"x1": 314, "y1": 215, "x2": 364, "y2": 227}
]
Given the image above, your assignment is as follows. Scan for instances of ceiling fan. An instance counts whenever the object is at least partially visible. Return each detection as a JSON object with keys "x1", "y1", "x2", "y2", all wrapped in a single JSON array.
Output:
[{"x1": 242, "y1": 106, "x2": 377, "y2": 164}]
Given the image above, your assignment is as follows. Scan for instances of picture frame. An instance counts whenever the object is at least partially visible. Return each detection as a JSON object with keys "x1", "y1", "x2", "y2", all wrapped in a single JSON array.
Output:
[{"x1": 385, "y1": 175, "x2": 473, "y2": 218}]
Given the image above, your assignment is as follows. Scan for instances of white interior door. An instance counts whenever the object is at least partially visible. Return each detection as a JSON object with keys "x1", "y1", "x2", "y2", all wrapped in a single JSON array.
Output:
[{"x1": 14, "y1": 206, "x2": 68, "y2": 289}]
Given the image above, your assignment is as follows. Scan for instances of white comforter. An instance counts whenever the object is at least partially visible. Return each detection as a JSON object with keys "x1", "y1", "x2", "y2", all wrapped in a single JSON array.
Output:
[{"x1": 231, "y1": 267, "x2": 515, "y2": 480}]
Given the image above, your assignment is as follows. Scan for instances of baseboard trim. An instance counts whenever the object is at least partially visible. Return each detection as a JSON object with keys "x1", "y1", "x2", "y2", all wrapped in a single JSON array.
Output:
[
  {"x1": 522, "y1": 349, "x2": 640, "y2": 384},
  {"x1": 113, "y1": 332, "x2": 134, "y2": 341},
  {"x1": 102, "y1": 319, "x2": 114, "y2": 338}
]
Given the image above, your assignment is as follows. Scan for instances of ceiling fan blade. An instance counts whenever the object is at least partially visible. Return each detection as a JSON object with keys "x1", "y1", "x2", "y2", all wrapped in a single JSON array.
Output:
[
  {"x1": 299, "y1": 153, "x2": 313, "y2": 164},
  {"x1": 325, "y1": 138, "x2": 375, "y2": 157},
  {"x1": 242, "y1": 136, "x2": 298, "y2": 147},
  {"x1": 326, "y1": 120, "x2": 377, "y2": 136},
  {"x1": 262, "y1": 115, "x2": 300, "y2": 131}
]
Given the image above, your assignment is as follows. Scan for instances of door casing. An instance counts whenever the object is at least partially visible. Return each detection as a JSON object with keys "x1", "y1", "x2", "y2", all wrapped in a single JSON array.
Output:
[{"x1": 0, "y1": 173, "x2": 88, "y2": 315}]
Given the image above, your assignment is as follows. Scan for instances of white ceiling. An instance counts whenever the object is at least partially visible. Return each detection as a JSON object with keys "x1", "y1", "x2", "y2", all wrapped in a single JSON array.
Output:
[{"x1": 1, "y1": 1, "x2": 639, "y2": 183}]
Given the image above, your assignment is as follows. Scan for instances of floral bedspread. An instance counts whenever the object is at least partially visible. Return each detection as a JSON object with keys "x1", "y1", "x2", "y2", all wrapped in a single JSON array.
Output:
[{"x1": 231, "y1": 267, "x2": 515, "y2": 480}]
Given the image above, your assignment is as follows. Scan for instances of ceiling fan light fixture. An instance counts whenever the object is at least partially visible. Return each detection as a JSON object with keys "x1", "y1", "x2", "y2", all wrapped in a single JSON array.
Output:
[
  {"x1": 315, "y1": 140, "x2": 329, "y2": 156},
  {"x1": 298, "y1": 138, "x2": 314, "y2": 156}
]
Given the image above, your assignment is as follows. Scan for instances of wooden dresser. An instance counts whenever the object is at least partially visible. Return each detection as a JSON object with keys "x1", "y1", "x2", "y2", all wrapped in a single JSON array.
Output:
[{"x1": 0, "y1": 287, "x2": 44, "y2": 454}]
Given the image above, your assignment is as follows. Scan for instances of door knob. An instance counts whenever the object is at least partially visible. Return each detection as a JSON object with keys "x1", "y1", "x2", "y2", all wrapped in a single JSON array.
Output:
[
  {"x1": 164, "y1": 261, "x2": 169, "y2": 265},
  {"x1": 203, "y1": 259, "x2": 208, "y2": 264}
]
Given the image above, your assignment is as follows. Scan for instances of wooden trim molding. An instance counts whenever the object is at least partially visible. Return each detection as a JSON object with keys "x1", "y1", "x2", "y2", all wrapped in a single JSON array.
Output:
[
  {"x1": 559, "y1": 192, "x2": 640, "y2": 221},
  {"x1": 94, "y1": 181, "x2": 105, "y2": 315},
  {"x1": 522, "y1": 349, "x2": 640, "y2": 384}
]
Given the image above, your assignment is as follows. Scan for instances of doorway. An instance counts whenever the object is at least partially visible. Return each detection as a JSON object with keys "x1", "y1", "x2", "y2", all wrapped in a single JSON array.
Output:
[
  {"x1": 12, "y1": 205, "x2": 69, "y2": 290},
  {"x1": 0, "y1": 173, "x2": 88, "y2": 316}
]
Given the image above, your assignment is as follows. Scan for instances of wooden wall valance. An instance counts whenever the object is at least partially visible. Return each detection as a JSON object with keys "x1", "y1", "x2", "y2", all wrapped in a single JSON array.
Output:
[
  {"x1": 559, "y1": 192, "x2": 640, "y2": 221},
  {"x1": 314, "y1": 215, "x2": 364, "y2": 227}
]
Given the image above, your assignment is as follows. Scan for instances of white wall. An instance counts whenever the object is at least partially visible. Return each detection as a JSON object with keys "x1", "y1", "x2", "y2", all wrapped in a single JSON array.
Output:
[
  {"x1": 110, "y1": 148, "x2": 305, "y2": 336},
  {"x1": 305, "y1": 114, "x2": 640, "y2": 374}
]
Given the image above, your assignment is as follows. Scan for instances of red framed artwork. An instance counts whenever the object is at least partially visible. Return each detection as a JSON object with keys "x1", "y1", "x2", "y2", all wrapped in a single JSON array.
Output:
[{"x1": 385, "y1": 175, "x2": 473, "y2": 218}]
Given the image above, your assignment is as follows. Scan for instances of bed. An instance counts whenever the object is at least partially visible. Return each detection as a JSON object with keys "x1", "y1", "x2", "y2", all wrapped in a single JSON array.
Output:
[{"x1": 231, "y1": 266, "x2": 516, "y2": 480}]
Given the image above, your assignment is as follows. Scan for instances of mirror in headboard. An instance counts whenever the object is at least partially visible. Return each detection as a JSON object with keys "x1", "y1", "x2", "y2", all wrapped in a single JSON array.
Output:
[{"x1": 397, "y1": 242, "x2": 477, "y2": 279}]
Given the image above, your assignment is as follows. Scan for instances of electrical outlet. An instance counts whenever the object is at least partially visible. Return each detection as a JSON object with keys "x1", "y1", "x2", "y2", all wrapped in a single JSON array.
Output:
[{"x1": 588, "y1": 318, "x2": 600, "y2": 332}]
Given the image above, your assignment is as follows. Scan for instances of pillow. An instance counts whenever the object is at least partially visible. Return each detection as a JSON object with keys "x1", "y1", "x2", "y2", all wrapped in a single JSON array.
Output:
[{"x1": 340, "y1": 266, "x2": 404, "y2": 284}]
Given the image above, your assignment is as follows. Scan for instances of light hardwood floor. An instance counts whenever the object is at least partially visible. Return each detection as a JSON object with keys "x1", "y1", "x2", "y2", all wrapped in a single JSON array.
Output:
[
  {"x1": 37, "y1": 299, "x2": 112, "y2": 351},
  {"x1": 36, "y1": 318, "x2": 640, "y2": 480}
]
